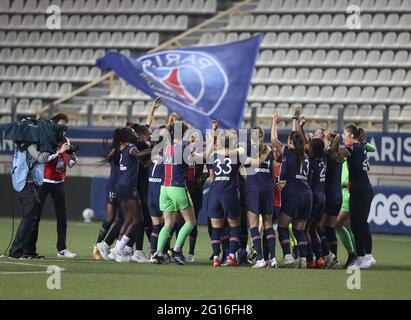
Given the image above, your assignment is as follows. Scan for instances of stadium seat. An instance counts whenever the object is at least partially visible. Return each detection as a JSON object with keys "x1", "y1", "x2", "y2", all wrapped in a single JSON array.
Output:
[
  {"x1": 30, "y1": 99, "x2": 42, "y2": 113},
  {"x1": 400, "y1": 105, "x2": 411, "y2": 119},
  {"x1": 399, "y1": 124, "x2": 411, "y2": 132},
  {"x1": 344, "y1": 104, "x2": 358, "y2": 118},
  {"x1": 356, "y1": 104, "x2": 372, "y2": 120},
  {"x1": 371, "y1": 104, "x2": 386, "y2": 120},
  {"x1": 1, "y1": 98, "x2": 14, "y2": 115}
]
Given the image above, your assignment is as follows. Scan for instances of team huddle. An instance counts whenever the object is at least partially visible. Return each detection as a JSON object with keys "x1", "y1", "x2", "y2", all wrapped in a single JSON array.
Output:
[{"x1": 92, "y1": 97, "x2": 376, "y2": 270}]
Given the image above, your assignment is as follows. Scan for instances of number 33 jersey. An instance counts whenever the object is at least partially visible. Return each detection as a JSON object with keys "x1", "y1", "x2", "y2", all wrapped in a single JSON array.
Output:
[{"x1": 209, "y1": 152, "x2": 241, "y2": 192}]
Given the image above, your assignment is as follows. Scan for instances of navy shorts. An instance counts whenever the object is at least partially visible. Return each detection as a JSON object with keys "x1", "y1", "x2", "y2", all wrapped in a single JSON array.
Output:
[
  {"x1": 239, "y1": 181, "x2": 247, "y2": 208},
  {"x1": 325, "y1": 196, "x2": 342, "y2": 216},
  {"x1": 325, "y1": 192, "x2": 342, "y2": 216},
  {"x1": 147, "y1": 188, "x2": 162, "y2": 218},
  {"x1": 246, "y1": 190, "x2": 274, "y2": 216},
  {"x1": 208, "y1": 189, "x2": 240, "y2": 220},
  {"x1": 310, "y1": 193, "x2": 325, "y2": 222},
  {"x1": 282, "y1": 191, "x2": 312, "y2": 221},
  {"x1": 116, "y1": 184, "x2": 139, "y2": 202},
  {"x1": 106, "y1": 189, "x2": 118, "y2": 205},
  {"x1": 190, "y1": 186, "x2": 203, "y2": 212},
  {"x1": 105, "y1": 181, "x2": 118, "y2": 205}
]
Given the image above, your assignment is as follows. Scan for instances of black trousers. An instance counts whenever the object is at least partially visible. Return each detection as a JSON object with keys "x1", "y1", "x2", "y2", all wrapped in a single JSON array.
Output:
[
  {"x1": 349, "y1": 186, "x2": 374, "y2": 257},
  {"x1": 26, "y1": 182, "x2": 68, "y2": 253},
  {"x1": 9, "y1": 183, "x2": 41, "y2": 257}
]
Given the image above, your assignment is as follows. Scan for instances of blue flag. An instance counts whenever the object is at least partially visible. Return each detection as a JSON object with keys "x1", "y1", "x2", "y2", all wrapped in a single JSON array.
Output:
[{"x1": 97, "y1": 34, "x2": 262, "y2": 132}]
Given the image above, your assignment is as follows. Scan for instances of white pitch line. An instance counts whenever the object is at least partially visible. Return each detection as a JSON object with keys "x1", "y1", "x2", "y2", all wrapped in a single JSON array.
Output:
[
  {"x1": 6, "y1": 259, "x2": 104, "y2": 263},
  {"x1": 0, "y1": 271, "x2": 48, "y2": 275},
  {"x1": 0, "y1": 261, "x2": 51, "y2": 268},
  {"x1": 0, "y1": 261, "x2": 66, "y2": 273}
]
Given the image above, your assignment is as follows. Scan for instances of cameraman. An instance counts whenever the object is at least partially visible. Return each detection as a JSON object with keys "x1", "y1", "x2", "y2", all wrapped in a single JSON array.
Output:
[
  {"x1": 8, "y1": 116, "x2": 69, "y2": 259},
  {"x1": 27, "y1": 114, "x2": 78, "y2": 258}
]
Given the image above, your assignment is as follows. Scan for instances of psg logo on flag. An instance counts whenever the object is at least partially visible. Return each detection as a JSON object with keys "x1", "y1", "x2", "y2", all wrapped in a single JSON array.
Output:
[{"x1": 137, "y1": 51, "x2": 229, "y2": 116}]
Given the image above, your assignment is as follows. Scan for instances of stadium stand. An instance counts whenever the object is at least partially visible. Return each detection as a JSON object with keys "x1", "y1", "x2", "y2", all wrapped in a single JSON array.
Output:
[{"x1": 0, "y1": 0, "x2": 410, "y2": 131}]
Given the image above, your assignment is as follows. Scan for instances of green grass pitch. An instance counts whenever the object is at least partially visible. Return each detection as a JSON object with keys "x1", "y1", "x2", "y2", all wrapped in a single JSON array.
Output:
[{"x1": 0, "y1": 217, "x2": 410, "y2": 300}]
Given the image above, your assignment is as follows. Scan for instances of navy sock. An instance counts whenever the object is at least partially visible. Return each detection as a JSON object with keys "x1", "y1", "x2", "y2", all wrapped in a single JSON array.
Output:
[
  {"x1": 134, "y1": 222, "x2": 144, "y2": 250},
  {"x1": 207, "y1": 217, "x2": 212, "y2": 239},
  {"x1": 306, "y1": 240, "x2": 314, "y2": 261},
  {"x1": 96, "y1": 220, "x2": 112, "y2": 243},
  {"x1": 319, "y1": 229, "x2": 330, "y2": 256},
  {"x1": 264, "y1": 227, "x2": 276, "y2": 259},
  {"x1": 127, "y1": 229, "x2": 137, "y2": 248},
  {"x1": 150, "y1": 224, "x2": 163, "y2": 254},
  {"x1": 174, "y1": 221, "x2": 184, "y2": 239},
  {"x1": 277, "y1": 226, "x2": 291, "y2": 256},
  {"x1": 240, "y1": 214, "x2": 248, "y2": 249},
  {"x1": 294, "y1": 229, "x2": 307, "y2": 258},
  {"x1": 189, "y1": 224, "x2": 198, "y2": 255},
  {"x1": 164, "y1": 234, "x2": 172, "y2": 253},
  {"x1": 221, "y1": 227, "x2": 230, "y2": 259},
  {"x1": 229, "y1": 226, "x2": 240, "y2": 256},
  {"x1": 105, "y1": 219, "x2": 123, "y2": 246},
  {"x1": 165, "y1": 222, "x2": 179, "y2": 252},
  {"x1": 145, "y1": 225, "x2": 153, "y2": 243},
  {"x1": 262, "y1": 230, "x2": 269, "y2": 261},
  {"x1": 211, "y1": 227, "x2": 222, "y2": 257},
  {"x1": 250, "y1": 227, "x2": 263, "y2": 261},
  {"x1": 325, "y1": 226, "x2": 338, "y2": 258},
  {"x1": 312, "y1": 241, "x2": 322, "y2": 260}
]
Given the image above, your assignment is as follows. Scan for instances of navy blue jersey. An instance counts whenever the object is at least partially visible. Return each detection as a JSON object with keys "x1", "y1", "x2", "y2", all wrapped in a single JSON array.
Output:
[
  {"x1": 136, "y1": 141, "x2": 150, "y2": 195},
  {"x1": 309, "y1": 154, "x2": 327, "y2": 195},
  {"x1": 281, "y1": 146, "x2": 311, "y2": 194},
  {"x1": 246, "y1": 148, "x2": 274, "y2": 192},
  {"x1": 163, "y1": 142, "x2": 189, "y2": 188},
  {"x1": 117, "y1": 144, "x2": 139, "y2": 187},
  {"x1": 325, "y1": 151, "x2": 343, "y2": 201},
  {"x1": 346, "y1": 142, "x2": 372, "y2": 190},
  {"x1": 210, "y1": 152, "x2": 240, "y2": 192},
  {"x1": 148, "y1": 153, "x2": 164, "y2": 187},
  {"x1": 107, "y1": 159, "x2": 119, "y2": 190}
]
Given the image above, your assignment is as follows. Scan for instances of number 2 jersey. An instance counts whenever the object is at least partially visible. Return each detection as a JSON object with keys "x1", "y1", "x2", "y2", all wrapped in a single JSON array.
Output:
[
  {"x1": 346, "y1": 142, "x2": 372, "y2": 191},
  {"x1": 309, "y1": 152, "x2": 327, "y2": 218}
]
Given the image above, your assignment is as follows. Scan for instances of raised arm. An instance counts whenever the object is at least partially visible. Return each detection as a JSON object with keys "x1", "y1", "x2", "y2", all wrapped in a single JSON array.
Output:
[
  {"x1": 165, "y1": 112, "x2": 179, "y2": 130},
  {"x1": 145, "y1": 97, "x2": 161, "y2": 128},
  {"x1": 243, "y1": 145, "x2": 271, "y2": 166},
  {"x1": 291, "y1": 105, "x2": 301, "y2": 133},
  {"x1": 130, "y1": 147, "x2": 152, "y2": 158},
  {"x1": 298, "y1": 116, "x2": 311, "y2": 151},
  {"x1": 271, "y1": 112, "x2": 284, "y2": 153},
  {"x1": 204, "y1": 119, "x2": 218, "y2": 160}
]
